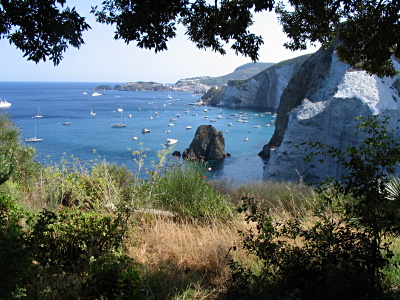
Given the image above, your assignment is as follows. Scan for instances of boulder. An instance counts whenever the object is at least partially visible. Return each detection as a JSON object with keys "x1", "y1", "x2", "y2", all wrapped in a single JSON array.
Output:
[{"x1": 183, "y1": 125, "x2": 226, "y2": 160}]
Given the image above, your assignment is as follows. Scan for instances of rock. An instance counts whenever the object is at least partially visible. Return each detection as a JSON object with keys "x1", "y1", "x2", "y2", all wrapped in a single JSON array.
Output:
[
  {"x1": 172, "y1": 150, "x2": 181, "y2": 157},
  {"x1": 183, "y1": 125, "x2": 226, "y2": 160}
]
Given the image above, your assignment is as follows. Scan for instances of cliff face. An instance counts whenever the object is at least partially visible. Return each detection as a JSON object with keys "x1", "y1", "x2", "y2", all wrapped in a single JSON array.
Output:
[
  {"x1": 202, "y1": 55, "x2": 310, "y2": 110},
  {"x1": 263, "y1": 49, "x2": 400, "y2": 182}
]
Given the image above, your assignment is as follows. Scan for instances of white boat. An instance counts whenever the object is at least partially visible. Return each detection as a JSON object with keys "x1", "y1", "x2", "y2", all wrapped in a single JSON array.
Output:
[
  {"x1": 209, "y1": 119, "x2": 216, "y2": 122},
  {"x1": 168, "y1": 89, "x2": 172, "y2": 99},
  {"x1": 228, "y1": 123, "x2": 233, "y2": 126},
  {"x1": 243, "y1": 138, "x2": 249, "y2": 141},
  {"x1": 112, "y1": 111, "x2": 126, "y2": 128},
  {"x1": 168, "y1": 123, "x2": 175, "y2": 127},
  {"x1": 26, "y1": 118, "x2": 43, "y2": 142},
  {"x1": 0, "y1": 99, "x2": 11, "y2": 108},
  {"x1": 92, "y1": 92, "x2": 102, "y2": 97},
  {"x1": 217, "y1": 115, "x2": 223, "y2": 119},
  {"x1": 253, "y1": 125, "x2": 261, "y2": 128},
  {"x1": 165, "y1": 130, "x2": 171, "y2": 133},
  {"x1": 166, "y1": 138, "x2": 178, "y2": 146},
  {"x1": 186, "y1": 126, "x2": 192, "y2": 130},
  {"x1": 33, "y1": 107, "x2": 42, "y2": 118},
  {"x1": 142, "y1": 128, "x2": 151, "y2": 133},
  {"x1": 128, "y1": 114, "x2": 132, "y2": 118},
  {"x1": 117, "y1": 106, "x2": 123, "y2": 112},
  {"x1": 90, "y1": 109, "x2": 96, "y2": 116},
  {"x1": 131, "y1": 136, "x2": 138, "y2": 140}
]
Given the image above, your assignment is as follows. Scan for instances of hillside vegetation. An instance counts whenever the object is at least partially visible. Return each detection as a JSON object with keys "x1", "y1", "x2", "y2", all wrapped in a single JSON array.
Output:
[{"x1": 1, "y1": 114, "x2": 400, "y2": 299}]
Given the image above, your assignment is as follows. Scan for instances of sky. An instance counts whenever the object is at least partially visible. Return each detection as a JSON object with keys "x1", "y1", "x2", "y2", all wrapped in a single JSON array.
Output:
[{"x1": 0, "y1": 1, "x2": 317, "y2": 84}]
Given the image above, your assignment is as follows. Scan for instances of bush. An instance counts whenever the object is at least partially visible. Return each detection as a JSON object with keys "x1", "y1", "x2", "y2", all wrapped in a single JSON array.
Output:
[
  {"x1": 29, "y1": 207, "x2": 132, "y2": 270},
  {"x1": 0, "y1": 193, "x2": 33, "y2": 299}
]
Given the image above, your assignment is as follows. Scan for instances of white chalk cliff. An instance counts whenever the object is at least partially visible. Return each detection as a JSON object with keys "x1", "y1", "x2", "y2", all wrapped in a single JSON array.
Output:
[
  {"x1": 262, "y1": 45, "x2": 400, "y2": 182},
  {"x1": 203, "y1": 55, "x2": 309, "y2": 110},
  {"x1": 207, "y1": 42, "x2": 400, "y2": 182}
]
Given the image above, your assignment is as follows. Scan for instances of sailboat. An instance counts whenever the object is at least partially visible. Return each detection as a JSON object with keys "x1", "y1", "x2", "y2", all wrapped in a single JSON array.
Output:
[
  {"x1": 26, "y1": 118, "x2": 43, "y2": 142},
  {"x1": 62, "y1": 116, "x2": 72, "y2": 125},
  {"x1": 168, "y1": 89, "x2": 172, "y2": 99},
  {"x1": 33, "y1": 107, "x2": 42, "y2": 118},
  {"x1": 112, "y1": 110, "x2": 126, "y2": 128}
]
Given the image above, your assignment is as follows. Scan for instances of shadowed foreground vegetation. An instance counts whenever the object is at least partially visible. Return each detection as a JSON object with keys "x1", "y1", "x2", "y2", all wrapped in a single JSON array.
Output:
[{"x1": 1, "y1": 114, "x2": 400, "y2": 299}]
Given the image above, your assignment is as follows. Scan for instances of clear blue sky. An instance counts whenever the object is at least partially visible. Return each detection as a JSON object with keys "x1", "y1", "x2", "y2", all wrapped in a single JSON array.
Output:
[{"x1": 0, "y1": 1, "x2": 316, "y2": 83}]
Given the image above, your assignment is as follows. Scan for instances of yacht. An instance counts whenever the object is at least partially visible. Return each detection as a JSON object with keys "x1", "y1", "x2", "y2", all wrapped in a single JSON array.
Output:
[
  {"x1": 166, "y1": 138, "x2": 178, "y2": 146},
  {"x1": 186, "y1": 126, "x2": 192, "y2": 130},
  {"x1": 142, "y1": 128, "x2": 151, "y2": 133},
  {"x1": 0, "y1": 99, "x2": 11, "y2": 108}
]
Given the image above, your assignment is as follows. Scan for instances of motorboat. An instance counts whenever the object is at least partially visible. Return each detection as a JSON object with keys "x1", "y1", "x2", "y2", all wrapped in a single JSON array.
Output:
[
  {"x1": 186, "y1": 126, "x2": 192, "y2": 130},
  {"x1": 0, "y1": 99, "x2": 11, "y2": 108},
  {"x1": 92, "y1": 92, "x2": 102, "y2": 97},
  {"x1": 131, "y1": 136, "x2": 138, "y2": 140},
  {"x1": 142, "y1": 128, "x2": 151, "y2": 133},
  {"x1": 168, "y1": 123, "x2": 175, "y2": 126},
  {"x1": 166, "y1": 138, "x2": 178, "y2": 146},
  {"x1": 253, "y1": 125, "x2": 261, "y2": 128},
  {"x1": 243, "y1": 138, "x2": 249, "y2": 141},
  {"x1": 228, "y1": 123, "x2": 233, "y2": 126}
]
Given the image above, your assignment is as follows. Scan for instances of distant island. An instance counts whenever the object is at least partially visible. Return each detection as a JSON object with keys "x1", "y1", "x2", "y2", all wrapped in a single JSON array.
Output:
[
  {"x1": 94, "y1": 81, "x2": 171, "y2": 92},
  {"x1": 94, "y1": 62, "x2": 274, "y2": 93}
]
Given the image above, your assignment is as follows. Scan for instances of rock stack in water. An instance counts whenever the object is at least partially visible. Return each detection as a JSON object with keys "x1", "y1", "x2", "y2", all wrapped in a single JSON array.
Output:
[{"x1": 183, "y1": 125, "x2": 226, "y2": 160}]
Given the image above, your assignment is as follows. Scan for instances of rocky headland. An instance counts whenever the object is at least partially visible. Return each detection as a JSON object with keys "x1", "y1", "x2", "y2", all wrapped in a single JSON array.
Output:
[
  {"x1": 204, "y1": 43, "x2": 400, "y2": 183},
  {"x1": 94, "y1": 62, "x2": 273, "y2": 93},
  {"x1": 200, "y1": 55, "x2": 310, "y2": 109}
]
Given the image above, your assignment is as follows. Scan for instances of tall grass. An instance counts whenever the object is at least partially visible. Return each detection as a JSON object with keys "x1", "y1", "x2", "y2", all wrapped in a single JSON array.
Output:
[
  {"x1": 151, "y1": 162, "x2": 234, "y2": 223},
  {"x1": 229, "y1": 180, "x2": 317, "y2": 218}
]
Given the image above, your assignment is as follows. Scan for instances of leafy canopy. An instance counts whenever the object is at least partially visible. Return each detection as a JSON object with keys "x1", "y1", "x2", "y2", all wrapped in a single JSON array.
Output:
[{"x1": 1, "y1": 0, "x2": 399, "y2": 76}]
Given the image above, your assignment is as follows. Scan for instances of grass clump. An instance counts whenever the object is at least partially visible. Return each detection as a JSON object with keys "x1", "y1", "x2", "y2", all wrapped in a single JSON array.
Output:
[{"x1": 151, "y1": 162, "x2": 234, "y2": 223}]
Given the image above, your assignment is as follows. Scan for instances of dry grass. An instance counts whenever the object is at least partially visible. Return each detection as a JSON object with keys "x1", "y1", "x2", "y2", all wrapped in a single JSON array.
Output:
[
  {"x1": 231, "y1": 181, "x2": 317, "y2": 219},
  {"x1": 127, "y1": 217, "x2": 250, "y2": 299}
]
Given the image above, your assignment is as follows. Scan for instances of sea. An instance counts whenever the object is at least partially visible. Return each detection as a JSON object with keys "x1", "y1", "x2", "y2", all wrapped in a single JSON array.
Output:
[{"x1": 0, "y1": 81, "x2": 276, "y2": 185}]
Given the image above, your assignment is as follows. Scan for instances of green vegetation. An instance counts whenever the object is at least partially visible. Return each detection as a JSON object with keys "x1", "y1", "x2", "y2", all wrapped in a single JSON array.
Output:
[
  {"x1": 115, "y1": 81, "x2": 171, "y2": 91},
  {"x1": 1, "y1": 114, "x2": 400, "y2": 299}
]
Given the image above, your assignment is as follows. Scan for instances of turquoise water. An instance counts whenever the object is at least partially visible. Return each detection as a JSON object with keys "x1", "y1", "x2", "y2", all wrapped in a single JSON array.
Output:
[{"x1": 0, "y1": 81, "x2": 275, "y2": 184}]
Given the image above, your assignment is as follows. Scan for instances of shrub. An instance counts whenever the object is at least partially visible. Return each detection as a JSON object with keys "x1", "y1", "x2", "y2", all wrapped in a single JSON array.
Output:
[
  {"x1": 0, "y1": 193, "x2": 33, "y2": 299},
  {"x1": 29, "y1": 207, "x2": 132, "y2": 270}
]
